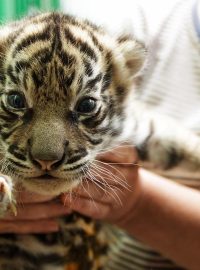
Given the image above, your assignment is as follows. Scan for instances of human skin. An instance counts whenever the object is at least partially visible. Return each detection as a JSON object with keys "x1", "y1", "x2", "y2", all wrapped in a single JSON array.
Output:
[{"x1": 1, "y1": 146, "x2": 200, "y2": 269}]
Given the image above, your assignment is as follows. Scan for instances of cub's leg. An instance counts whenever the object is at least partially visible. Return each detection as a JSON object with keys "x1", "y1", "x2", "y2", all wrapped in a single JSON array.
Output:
[
  {"x1": 132, "y1": 102, "x2": 200, "y2": 169},
  {"x1": 137, "y1": 118, "x2": 200, "y2": 170}
]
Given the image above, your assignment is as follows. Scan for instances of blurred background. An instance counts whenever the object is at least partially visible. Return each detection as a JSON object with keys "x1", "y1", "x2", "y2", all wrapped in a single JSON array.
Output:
[
  {"x1": 0, "y1": 0, "x2": 60, "y2": 23},
  {"x1": 0, "y1": 0, "x2": 177, "y2": 30}
]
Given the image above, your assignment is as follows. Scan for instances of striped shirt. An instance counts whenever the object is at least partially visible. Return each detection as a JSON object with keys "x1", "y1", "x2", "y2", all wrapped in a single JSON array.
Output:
[{"x1": 107, "y1": 1, "x2": 200, "y2": 269}]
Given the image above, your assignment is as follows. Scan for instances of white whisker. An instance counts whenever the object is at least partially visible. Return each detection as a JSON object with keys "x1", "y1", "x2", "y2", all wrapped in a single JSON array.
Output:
[
  {"x1": 90, "y1": 163, "x2": 128, "y2": 192},
  {"x1": 92, "y1": 160, "x2": 131, "y2": 190},
  {"x1": 85, "y1": 164, "x2": 123, "y2": 205}
]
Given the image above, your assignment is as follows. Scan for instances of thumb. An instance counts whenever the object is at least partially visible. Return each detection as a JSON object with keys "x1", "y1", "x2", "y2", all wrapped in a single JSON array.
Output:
[{"x1": 60, "y1": 193, "x2": 110, "y2": 219}]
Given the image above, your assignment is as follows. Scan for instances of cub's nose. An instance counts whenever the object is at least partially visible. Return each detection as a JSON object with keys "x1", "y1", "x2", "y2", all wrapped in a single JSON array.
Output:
[
  {"x1": 30, "y1": 141, "x2": 67, "y2": 170},
  {"x1": 34, "y1": 159, "x2": 59, "y2": 171}
]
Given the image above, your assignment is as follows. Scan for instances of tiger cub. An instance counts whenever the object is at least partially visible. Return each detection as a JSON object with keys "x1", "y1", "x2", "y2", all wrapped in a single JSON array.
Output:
[{"x1": 0, "y1": 12, "x2": 199, "y2": 270}]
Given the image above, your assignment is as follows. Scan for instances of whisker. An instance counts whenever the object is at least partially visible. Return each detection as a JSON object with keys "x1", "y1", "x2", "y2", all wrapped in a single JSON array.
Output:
[
  {"x1": 90, "y1": 163, "x2": 128, "y2": 192},
  {"x1": 81, "y1": 166, "x2": 100, "y2": 211},
  {"x1": 85, "y1": 165, "x2": 123, "y2": 205},
  {"x1": 90, "y1": 171, "x2": 123, "y2": 206},
  {"x1": 91, "y1": 160, "x2": 131, "y2": 189}
]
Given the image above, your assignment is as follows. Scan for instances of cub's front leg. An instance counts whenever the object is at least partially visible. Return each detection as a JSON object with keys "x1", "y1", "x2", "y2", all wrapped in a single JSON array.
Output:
[
  {"x1": 0, "y1": 174, "x2": 16, "y2": 217},
  {"x1": 139, "y1": 120, "x2": 200, "y2": 170},
  {"x1": 132, "y1": 102, "x2": 200, "y2": 170}
]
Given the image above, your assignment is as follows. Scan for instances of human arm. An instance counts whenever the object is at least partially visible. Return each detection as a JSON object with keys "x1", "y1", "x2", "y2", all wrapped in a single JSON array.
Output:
[{"x1": 123, "y1": 169, "x2": 200, "y2": 270}]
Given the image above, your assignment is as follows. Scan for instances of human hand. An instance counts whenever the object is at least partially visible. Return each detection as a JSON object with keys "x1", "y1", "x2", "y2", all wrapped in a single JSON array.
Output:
[
  {"x1": 0, "y1": 191, "x2": 71, "y2": 234},
  {"x1": 61, "y1": 145, "x2": 141, "y2": 229}
]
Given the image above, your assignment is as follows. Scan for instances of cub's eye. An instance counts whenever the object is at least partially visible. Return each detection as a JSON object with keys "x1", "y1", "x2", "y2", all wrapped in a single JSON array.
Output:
[
  {"x1": 77, "y1": 98, "x2": 96, "y2": 113},
  {"x1": 7, "y1": 92, "x2": 26, "y2": 109}
]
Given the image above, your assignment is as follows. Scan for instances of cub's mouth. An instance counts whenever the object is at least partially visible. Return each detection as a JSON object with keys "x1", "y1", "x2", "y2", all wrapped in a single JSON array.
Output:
[
  {"x1": 20, "y1": 160, "x2": 90, "y2": 195},
  {"x1": 36, "y1": 173, "x2": 57, "y2": 181},
  {"x1": 23, "y1": 173, "x2": 81, "y2": 196}
]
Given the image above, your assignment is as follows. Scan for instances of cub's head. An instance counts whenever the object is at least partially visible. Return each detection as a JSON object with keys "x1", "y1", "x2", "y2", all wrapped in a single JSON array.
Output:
[{"x1": 0, "y1": 13, "x2": 145, "y2": 195}]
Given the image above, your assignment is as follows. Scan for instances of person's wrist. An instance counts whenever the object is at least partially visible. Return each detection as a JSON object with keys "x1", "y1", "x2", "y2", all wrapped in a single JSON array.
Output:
[{"x1": 118, "y1": 169, "x2": 165, "y2": 235}]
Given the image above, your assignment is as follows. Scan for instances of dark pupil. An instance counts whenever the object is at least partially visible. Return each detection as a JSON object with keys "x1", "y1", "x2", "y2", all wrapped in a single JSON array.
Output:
[
  {"x1": 7, "y1": 94, "x2": 25, "y2": 109},
  {"x1": 78, "y1": 98, "x2": 96, "y2": 113}
]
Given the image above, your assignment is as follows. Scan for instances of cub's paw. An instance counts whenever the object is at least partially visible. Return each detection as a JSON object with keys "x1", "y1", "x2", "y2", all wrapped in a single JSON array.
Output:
[
  {"x1": 0, "y1": 175, "x2": 16, "y2": 216},
  {"x1": 139, "y1": 141, "x2": 182, "y2": 170}
]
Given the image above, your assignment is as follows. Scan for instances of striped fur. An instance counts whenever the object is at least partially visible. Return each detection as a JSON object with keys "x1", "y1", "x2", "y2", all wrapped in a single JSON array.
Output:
[{"x1": 0, "y1": 11, "x2": 200, "y2": 270}]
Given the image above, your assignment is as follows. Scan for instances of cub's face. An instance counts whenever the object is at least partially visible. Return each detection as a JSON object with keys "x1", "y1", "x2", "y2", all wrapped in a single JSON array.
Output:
[{"x1": 0, "y1": 13, "x2": 145, "y2": 195}]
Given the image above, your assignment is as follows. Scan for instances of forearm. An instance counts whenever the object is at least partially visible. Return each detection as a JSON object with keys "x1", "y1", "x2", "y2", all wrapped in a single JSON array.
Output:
[{"x1": 123, "y1": 169, "x2": 200, "y2": 270}]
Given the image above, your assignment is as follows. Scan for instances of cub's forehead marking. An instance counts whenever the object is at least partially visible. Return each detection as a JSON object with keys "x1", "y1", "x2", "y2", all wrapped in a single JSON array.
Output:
[
  {"x1": 64, "y1": 27, "x2": 98, "y2": 62},
  {"x1": 2, "y1": 13, "x2": 115, "y2": 104},
  {"x1": 11, "y1": 27, "x2": 51, "y2": 59},
  {"x1": 21, "y1": 23, "x2": 47, "y2": 37}
]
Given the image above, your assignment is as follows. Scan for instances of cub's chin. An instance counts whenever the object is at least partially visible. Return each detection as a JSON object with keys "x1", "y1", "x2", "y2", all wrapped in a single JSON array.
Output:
[{"x1": 21, "y1": 176, "x2": 80, "y2": 196}]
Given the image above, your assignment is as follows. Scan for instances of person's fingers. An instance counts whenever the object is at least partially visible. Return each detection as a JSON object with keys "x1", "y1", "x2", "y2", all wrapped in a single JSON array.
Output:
[
  {"x1": 88, "y1": 161, "x2": 136, "y2": 190},
  {"x1": 61, "y1": 194, "x2": 111, "y2": 219},
  {"x1": 68, "y1": 179, "x2": 125, "y2": 204},
  {"x1": 82, "y1": 163, "x2": 136, "y2": 191},
  {"x1": 97, "y1": 145, "x2": 138, "y2": 164},
  {"x1": 4, "y1": 202, "x2": 72, "y2": 221},
  {"x1": 0, "y1": 219, "x2": 59, "y2": 234}
]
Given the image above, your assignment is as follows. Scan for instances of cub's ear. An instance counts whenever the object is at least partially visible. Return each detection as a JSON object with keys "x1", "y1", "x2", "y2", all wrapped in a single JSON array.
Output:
[{"x1": 113, "y1": 35, "x2": 146, "y2": 83}]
